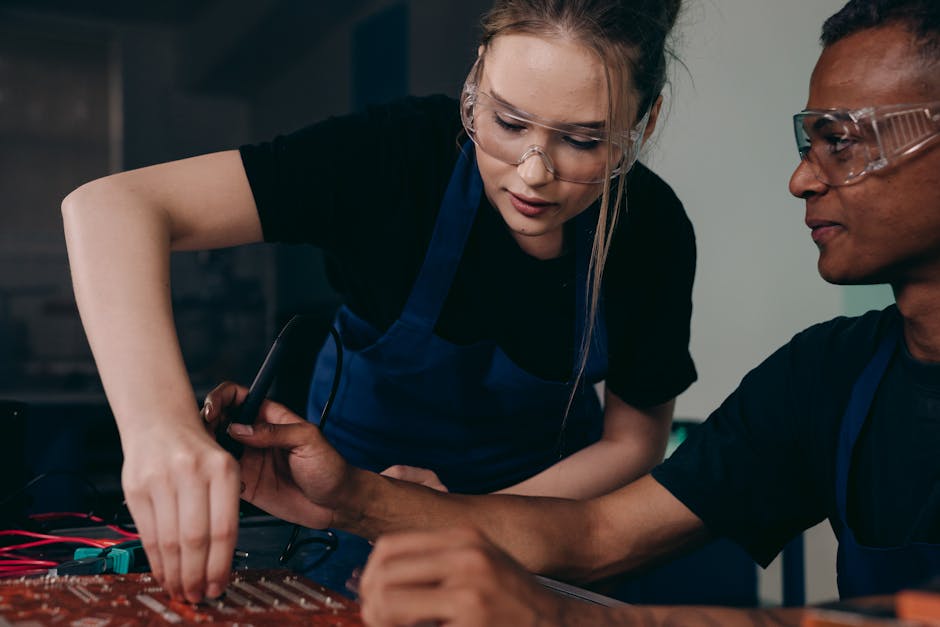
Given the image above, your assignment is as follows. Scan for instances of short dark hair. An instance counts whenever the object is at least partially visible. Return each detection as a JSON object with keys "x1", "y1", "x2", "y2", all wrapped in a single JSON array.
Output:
[{"x1": 822, "y1": 0, "x2": 940, "y2": 64}]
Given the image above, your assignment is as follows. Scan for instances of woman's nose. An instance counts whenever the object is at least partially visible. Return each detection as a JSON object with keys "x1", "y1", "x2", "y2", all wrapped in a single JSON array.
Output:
[{"x1": 516, "y1": 146, "x2": 556, "y2": 187}]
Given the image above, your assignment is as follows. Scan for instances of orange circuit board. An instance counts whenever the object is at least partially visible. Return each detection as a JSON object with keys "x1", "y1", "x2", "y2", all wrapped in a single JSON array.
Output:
[{"x1": 0, "y1": 568, "x2": 363, "y2": 626}]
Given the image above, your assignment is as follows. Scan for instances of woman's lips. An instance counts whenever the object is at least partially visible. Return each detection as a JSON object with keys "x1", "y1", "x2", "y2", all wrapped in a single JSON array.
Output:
[{"x1": 508, "y1": 192, "x2": 554, "y2": 218}]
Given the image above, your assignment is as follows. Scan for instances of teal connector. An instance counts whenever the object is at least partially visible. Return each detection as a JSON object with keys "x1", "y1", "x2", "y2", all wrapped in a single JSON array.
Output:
[{"x1": 73, "y1": 540, "x2": 143, "y2": 574}]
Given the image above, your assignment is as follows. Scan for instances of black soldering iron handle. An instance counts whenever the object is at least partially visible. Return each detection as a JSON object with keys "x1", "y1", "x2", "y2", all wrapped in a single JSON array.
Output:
[{"x1": 216, "y1": 315, "x2": 301, "y2": 459}]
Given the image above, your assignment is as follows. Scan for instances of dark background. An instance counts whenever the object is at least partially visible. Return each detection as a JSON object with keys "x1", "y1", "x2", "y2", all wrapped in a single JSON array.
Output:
[{"x1": 0, "y1": 0, "x2": 489, "y2": 516}]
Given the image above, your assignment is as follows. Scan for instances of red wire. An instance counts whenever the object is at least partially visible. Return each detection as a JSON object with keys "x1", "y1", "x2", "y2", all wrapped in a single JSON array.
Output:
[
  {"x1": 0, "y1": 512, "x2": 141, "y2": 577},
  {"x1": 0, "y1": 558, "x2": 57, "y2": 566},
  {"x1": 0, "y1": 530, "x2": 115, "y2": 549},
  {"x1": 28, "y1": 512, "x2": 139, "y2": 539},
  {"x1": 30, "y1": 512, "x2": 104, "y2": 522}
]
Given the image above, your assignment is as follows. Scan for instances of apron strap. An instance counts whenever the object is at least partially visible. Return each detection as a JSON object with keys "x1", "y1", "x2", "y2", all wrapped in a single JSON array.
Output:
[
  {"x1": 835, "y1": 321, "x2": 901, "y2": 517},
  {"x1": 399, "y1": 142, "x2": 483, "y2": 329}
]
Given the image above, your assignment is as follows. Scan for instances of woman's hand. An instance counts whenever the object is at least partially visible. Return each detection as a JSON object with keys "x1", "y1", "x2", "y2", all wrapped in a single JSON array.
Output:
[
  {"x1": 202, "y1": 382, "x2": 351, "y2": 530},
  {"x1": 380, "y1": 465, "x2": 449, "y2": 492},
  {"x1": 358, "y1": 527, "x2": 567, "y2": 627},
  {"x1": 120, "y1": 423, "x2": 241, "y2": 604}
]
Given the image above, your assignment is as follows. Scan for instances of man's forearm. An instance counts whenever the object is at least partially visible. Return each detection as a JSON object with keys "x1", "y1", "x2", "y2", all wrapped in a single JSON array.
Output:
[
  {"x1": 564, "y1": 603, "x2": 805, "y2": 626},
  {"x1": 333, "y1": 467, "x2": 602, "y2": 577},
  {"x1": 332, "y1": 470, "x2": 707, "y2": 586}
]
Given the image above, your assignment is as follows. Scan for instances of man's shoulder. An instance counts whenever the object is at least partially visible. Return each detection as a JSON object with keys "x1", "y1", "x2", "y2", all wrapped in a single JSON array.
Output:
[
  {"x1": 745, "y1": 305, "x2": 900, "y2": 398},
  {"x1": 788, "y1": 305, "x2": 897, "y2": 360}
]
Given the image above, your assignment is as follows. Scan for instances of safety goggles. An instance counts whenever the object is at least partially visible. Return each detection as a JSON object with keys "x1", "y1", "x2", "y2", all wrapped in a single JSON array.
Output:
[
  {"x1": 460, "y1": 73, "x2": 649, "y2": 184},
  {"x1": 793, "y1": 100, "x2": 940, "y2": 187}
]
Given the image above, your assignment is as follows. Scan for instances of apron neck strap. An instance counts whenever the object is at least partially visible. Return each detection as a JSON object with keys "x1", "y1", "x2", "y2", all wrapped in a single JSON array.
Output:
[
  {"x1": 835, "y1": 319, "x2": 902, "y2": 517},
  {"x1": 400, "y1": 143, "x2": 483, "y2": 328}
]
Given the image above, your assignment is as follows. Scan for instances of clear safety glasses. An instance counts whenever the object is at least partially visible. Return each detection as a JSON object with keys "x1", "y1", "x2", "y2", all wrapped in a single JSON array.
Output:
[
  {"x1": 460, "y1": 71, "x2": 650, "y2": 184},
  {"x1": 793, "y1": 101, "x2": 940, "y2": 187}
]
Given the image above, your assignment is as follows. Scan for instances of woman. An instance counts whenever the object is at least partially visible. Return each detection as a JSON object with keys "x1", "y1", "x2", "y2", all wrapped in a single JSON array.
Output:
[{"x1": 62, "y1": 0, "x2": 694, "y2": 602}]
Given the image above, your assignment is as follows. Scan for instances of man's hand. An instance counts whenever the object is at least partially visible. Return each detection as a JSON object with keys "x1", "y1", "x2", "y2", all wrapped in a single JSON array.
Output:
[
  {"x1": 202, "y1": 381, "x2": 351, "y2": 530},
  {"x1": 358, "y1": 527, "x2": 567, "y2": 627}
]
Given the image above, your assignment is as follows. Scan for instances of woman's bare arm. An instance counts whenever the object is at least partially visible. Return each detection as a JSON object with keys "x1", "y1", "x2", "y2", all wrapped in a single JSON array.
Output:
[{"x1": 61, "y1": 150, "x2": 264, "y2": 603}]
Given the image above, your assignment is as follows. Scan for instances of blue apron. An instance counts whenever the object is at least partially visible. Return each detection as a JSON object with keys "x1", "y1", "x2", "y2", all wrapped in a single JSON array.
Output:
[
  {"x1": 834, "y1": 323, "x2": 940, "y2": 597},
  {"x1": 307, "y1": 144, "x2": 607, "y2": 494}
]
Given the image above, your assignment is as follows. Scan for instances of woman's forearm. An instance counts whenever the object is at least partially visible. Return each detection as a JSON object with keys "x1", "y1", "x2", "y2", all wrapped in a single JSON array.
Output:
[
  {"x1": 498, "y1": 397, "x2": 674, "y2": 499},
  {"x1": 495, "y1": 435, "x2": 665, "y2": 499},
  {"x1": 63, "y1": 176, "x2": 200, "y2": 436},
  {"x1": 62, "y1": 151, "x2": 262, "y2": 439},
  {"x1": 63, "y1": 152, "x2": 264, "y2": 602}
]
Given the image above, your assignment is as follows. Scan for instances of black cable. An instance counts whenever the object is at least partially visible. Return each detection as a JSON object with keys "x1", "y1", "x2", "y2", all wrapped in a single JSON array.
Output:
[
  {"x1": 318, "y1": 326, "x2": 342, "y2": 433},
  {"x1": 280, "y1": 323, "x2": 342, "y2": 569},
  {"x1": 278, "y1": 528, "x2": 337, "y2": 570}
]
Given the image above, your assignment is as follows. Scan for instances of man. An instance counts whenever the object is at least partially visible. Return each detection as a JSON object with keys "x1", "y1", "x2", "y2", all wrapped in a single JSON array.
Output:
[{"x1": 210, "y1": 0, "x2": 940, "y2": 623}]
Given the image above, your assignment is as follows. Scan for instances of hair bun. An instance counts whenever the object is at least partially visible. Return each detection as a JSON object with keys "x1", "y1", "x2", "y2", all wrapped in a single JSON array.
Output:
[{"x1": 663, "y1": 0, "x2": 682, "y2": 31}]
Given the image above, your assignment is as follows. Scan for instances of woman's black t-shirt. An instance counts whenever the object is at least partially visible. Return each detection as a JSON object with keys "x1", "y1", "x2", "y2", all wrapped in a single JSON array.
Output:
[{"x1": 239, "y1": 95, "x2": 697, "y2": 408}]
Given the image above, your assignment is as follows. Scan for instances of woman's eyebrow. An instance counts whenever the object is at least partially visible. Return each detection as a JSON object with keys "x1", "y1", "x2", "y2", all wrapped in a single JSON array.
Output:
[{"x1": 488, "y1": 87, "x2": 606, "y2": 129}]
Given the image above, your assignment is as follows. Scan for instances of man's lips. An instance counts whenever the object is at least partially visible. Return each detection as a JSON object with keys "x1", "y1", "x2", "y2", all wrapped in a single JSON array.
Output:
[
  {"x1": 508, "y1": 191, "x2": 555, "y2": 218},
  {"x1": 806, "y1": 218, "x2": 844, "y2": 244}
]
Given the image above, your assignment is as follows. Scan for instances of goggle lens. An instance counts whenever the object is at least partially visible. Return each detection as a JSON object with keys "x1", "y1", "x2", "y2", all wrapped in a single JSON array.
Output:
[
  {"x1": 793, "y1": 102, "x2": 940, "y2": 186},
  {"x1": 793, "y1": 112, "x2": 873, "y2": 186},
  {"x1": 462, "y1": 89, "x2": 644, "y2": 184}
]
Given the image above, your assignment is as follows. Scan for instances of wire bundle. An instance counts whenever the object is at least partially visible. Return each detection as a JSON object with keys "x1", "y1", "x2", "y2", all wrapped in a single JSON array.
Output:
[{"x1": 0, "y1": 512, "x2": 138, "y2": 578}]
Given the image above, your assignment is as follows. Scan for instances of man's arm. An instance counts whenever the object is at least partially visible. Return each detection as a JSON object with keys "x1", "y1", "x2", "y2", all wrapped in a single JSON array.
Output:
[
  {"x1": 213, "y1": 385, "x2": 708, "y2": 580},
  {"x1": 340, "y1": 472, "x2": 707, "y2": 582},
  {"x1": 356, "y1": 527, "x2": 803, "y2": 627}
]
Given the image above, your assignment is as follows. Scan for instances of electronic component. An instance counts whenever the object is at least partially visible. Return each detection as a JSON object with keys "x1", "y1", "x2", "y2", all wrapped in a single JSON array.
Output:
[
  {"x1": 57, "y1": 539, "x2": 146, "y2": 575},
  {"x1": 0, "y1": 568, "x2": 362, "y2": 626}
]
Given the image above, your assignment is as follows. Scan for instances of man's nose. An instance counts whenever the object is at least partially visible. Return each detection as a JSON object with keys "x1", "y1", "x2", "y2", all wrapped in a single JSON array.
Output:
[{"x1": 789, "y1": 157, "x2": 828, "y2": 199}]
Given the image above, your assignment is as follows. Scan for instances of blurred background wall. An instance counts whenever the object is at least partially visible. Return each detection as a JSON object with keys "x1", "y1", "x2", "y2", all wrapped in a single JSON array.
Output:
[{"x1": 0, "y1": 0, "x2": 893, "y2": 606}]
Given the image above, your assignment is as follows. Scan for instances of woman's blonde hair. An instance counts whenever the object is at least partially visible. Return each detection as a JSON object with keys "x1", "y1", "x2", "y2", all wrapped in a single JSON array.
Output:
[{"x1": 478, "y1": 0, "x2": 682, "y2": 424}]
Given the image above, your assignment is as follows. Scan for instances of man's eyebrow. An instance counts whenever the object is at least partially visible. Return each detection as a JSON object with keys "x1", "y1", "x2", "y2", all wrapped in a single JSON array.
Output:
[
  {"x1": 488, "y1": 88, "x2": 606, "y2": 129},
  {"x1": 812, "y1": 115, "x2": 840, "y2": 132}
]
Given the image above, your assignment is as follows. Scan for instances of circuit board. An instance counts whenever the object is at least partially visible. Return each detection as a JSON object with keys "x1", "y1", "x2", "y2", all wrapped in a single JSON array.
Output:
[{"x1": 0, "y1": 568, "x2": 363, "y2": 626}]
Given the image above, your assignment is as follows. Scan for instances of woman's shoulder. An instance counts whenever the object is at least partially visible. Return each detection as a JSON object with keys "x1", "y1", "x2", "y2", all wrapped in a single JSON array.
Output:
[
  {"x1": 321, "y1": 94, "x2": 462, "y2": 141},
  {"x1": 248, "y1": 94, "x2": 461, "y2": 153},
  {"x1": 624, "y1": 161, "x2": 686, "y2": 220},
  {"x1": 611, "y1": 161, "x2": 694, "y2": 256}
]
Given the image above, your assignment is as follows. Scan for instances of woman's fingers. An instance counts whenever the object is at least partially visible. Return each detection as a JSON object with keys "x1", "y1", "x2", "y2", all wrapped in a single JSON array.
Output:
[
  {"x1": 151, "y1": 477, "x2": 183, "y2": 599},
  {"x1": 125, "y1": 489, "x2": 162, "y2": 582},
  {"x1": 177, "y1": 477, "x2": 210, "y2": 603},
  {"x1": 205, "y1": 459, "x2": 241, "y2": 599}
]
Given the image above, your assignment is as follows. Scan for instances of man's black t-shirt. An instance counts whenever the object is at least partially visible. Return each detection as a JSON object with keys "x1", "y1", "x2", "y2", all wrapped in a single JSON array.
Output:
[
  {"x1": 239, "y1": 95, "x2": 697, "y2": 407},
  {"x1": 653, "y1": 306, "x2": 940, "y2": 565}
]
